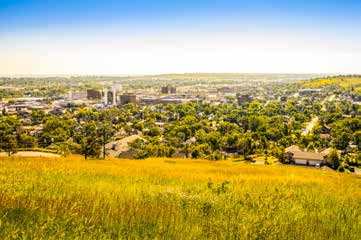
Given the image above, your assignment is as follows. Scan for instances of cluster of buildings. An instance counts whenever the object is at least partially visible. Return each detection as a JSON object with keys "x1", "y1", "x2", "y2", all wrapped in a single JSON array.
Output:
[
  {"x1": 298, "y1": 88, "x2": 322, "y2": 96},
  {"x1": 1, "y1": 80, "x2": 337, "y2": 117},
  {"x1": 67, "y1": 84, "x2": 251, "y2": 107},
  {"x1": 1, "y1": 97, "x2": 50, "y2": 115},
  {"x1": 0, "y1": 82, "x2": 260, "y2": 116}
]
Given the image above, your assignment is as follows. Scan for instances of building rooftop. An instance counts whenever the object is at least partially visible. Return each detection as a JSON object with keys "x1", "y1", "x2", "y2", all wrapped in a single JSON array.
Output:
[{"x1": 292, "y1": 151, "x2": 325, "y2": 161}]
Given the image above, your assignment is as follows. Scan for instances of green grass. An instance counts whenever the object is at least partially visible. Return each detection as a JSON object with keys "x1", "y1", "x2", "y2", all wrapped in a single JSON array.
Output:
[{"x1": 0, "y1": 156, "x2": 360, "y2": 239}]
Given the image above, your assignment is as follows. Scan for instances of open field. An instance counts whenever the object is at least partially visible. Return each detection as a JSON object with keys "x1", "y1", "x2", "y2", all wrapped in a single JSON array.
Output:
[{"x1": 0, "y1": 156, "x2": 360, "y2": 239}]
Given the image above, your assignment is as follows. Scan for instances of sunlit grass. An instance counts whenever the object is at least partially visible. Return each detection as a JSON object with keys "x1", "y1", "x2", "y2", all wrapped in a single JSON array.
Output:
[
  {"x1": 302, "y1": 77, "x2": 361, "y2": 89},
  {"x1": 0, "y1": 156, "x2": 360, "y2": 239}
]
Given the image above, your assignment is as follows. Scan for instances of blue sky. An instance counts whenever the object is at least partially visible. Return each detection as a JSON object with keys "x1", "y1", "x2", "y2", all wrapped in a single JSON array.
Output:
[{"x1": 1, "y1": 0, "x2": 360, "y2": 74}]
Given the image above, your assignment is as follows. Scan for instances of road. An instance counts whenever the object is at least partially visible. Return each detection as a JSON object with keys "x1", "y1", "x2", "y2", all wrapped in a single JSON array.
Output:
[
  {"x1": 301, "y1": 116, "x2": 319, "y2": 136},
  {"x1": 302, "y1": 94, "x2": 335, "y2": 136},
  {"x1": 321, "y1": 95, "x2": 335, "y2": 112}
]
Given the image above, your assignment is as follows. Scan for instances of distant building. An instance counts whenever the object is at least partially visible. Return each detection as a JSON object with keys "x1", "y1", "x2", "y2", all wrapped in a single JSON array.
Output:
[
  {"x1": 161, "y1": 86, "x2": 169, "y2": 94},
  {"x1": 103, "y1": 88, "x2": 117, "y2": 106},
  {"x1": 161, "y1": 85, "x2": 176, "y2": 94},
  {"x1": 140, "y1": 97, "x2": 160, "y2": 105},
  {"x1": 87, "y1": 89, "x2": 102, "y2": 100},
  {"x1": 218, "y1": 87, "x2": 234, "y2": 94},
  {"x1": 16, "y1": 97, "x2": 45, "y2": 103},
  {"x1": 140, "y1": 96, "x2": 198, "y2": 105},
  {"x1": 69, "y1": 91, "x2": 87, "y2": 100},
  {"x1": 298, "y1": 89, "x2": 322, "y2": 96},
  {"x1": 159, "y1": 98, "x2": 183, "y2": 104},
  {"x1": 236, "y1": 94, "x2": 252, "y2": 105},
  {"x1": 120, "y1": 94, "x2": 137, "y2": 106},
  {"x1": 159, "y1": 97, "x2": 198, "y2": 105},
  {"x1": 155, "y1": 122, "x2": 166, "y2": 131}
]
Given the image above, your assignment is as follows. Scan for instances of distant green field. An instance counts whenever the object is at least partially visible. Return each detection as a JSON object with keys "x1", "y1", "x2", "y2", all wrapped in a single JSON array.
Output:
[{"x1": 0, "y1": 156, "x2": 360, "y2": 239}]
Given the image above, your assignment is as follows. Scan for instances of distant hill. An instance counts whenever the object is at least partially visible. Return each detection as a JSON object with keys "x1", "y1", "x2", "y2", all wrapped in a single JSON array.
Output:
[
  {"x1": 149, "y1": 73, "x2": 322, "y2": 80},
  {"x1": 301, "y1": 76, "x2": 361, "y2": 91}
]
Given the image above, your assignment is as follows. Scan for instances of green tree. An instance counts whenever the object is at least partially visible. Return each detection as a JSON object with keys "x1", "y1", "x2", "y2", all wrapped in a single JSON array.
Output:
[
  {"x1": 98, "y1": 121, "x2": 115, "y2": 159},
  {"x1": 333, "y1": 131, "x2": 351, "y2": 150},
  {"x1": 206, "y1": 131, "x2": 222, "y2": 152},
  {"x1": 353, "y1": 130, "x2": 361, "y2": 150},
  {"x1": 133, "y1": 121, "x2": 144, "y2": 131},
  {"x1": 31, "y1": 109, "x2": 46, "y2": 125},
  {"x1": 77, "y1": 122, "x2": 101, "y2": 160},
  {"x1": 146, "y1": 126, "x2": 161, "y2": 137},
  {"x1": 327, "y1": 149, "x2": 340, "y2": 169},
  {"x1": 0, "y1": 116, "x2": 20, "y2": 155},
  {"x1": 191, "y1": 143, "x2": 212, "y2": 159},
  {"x1": 0, "y1": 135, "x2": 17, "y2": 156},
  {"x1": 40, "y1": 116, "x2": 75, "y2": 147},
  {"x1": 237, "y1": 134, "x2": 254, "y2": 160},
  {"x1": 18, "y1": 134, "x2": 37, "y2": 148}
]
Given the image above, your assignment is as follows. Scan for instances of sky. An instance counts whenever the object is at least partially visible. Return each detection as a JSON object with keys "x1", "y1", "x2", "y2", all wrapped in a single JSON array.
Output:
[{"x1": 0, "y1": 0, "x2": 360, "y2": 75}]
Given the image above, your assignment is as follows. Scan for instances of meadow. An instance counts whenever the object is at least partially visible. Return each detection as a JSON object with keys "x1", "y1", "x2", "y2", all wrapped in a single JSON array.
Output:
[{"x1": 0, "y1": 156, "x2": 360, "y2": 239}]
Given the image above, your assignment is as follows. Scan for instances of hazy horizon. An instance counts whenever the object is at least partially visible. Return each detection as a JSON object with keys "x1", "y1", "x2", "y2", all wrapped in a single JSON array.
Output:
[
  {"x1": 1, "y1": 0, "x2": 360, "y2": 75},
  {"x1": 0, "y1": 73, "x2": 334, "y2": 79}
]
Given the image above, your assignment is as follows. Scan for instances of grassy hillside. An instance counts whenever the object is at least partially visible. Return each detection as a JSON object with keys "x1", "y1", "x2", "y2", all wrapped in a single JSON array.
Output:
[
  {"x1": 0, "y1": 156, "x2": 360, "y2": 239},
  {"x1": 302, "y1": 77, "x2": 361, "y2": 90}
]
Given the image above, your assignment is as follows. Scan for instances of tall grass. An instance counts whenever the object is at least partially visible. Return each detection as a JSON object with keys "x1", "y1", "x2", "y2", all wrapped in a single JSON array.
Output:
[{"x1": 0, "y1": 156, "x2": 360, "y2": 239}]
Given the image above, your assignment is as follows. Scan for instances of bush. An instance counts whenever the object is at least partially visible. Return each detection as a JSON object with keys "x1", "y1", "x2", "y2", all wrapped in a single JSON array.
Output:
[{"x1": 337, "y1": 165, "x2": 345, "y2": 172}]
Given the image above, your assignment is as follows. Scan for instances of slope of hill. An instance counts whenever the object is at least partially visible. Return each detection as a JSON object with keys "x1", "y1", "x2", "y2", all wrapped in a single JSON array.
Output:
[
  {"x1": 0, "y1": 156, "x2": 360, "y2": 239},
  {"x1": 301, "y1": 76, "x2": 361, "y2": 90}
]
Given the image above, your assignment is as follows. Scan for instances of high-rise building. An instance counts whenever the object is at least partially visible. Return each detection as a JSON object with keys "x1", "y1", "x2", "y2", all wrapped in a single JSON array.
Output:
[
  {"x1": 120, "y1": 94, "x2": 137, "y2": 106},
  {"x1": 161, "y1": 85, "x2": 176, "y2": 94},
  {"x1": 161, "y1": 86, "x2": 169, "y2": 94},
  {"x1": 87, "y1": 89, "x2": 102, "y2": 100}
]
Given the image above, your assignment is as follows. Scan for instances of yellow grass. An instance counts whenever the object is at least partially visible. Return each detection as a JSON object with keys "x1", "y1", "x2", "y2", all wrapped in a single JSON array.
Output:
[
  {"x1": 302, "y1": 77, "x2": 361, "y2": 89},
  {"x1": 249, "y1": 154, "x2": 279, "y2": 164},
  {"x1": 0, "y1": 156, "x2": 360, "y2": 239}
]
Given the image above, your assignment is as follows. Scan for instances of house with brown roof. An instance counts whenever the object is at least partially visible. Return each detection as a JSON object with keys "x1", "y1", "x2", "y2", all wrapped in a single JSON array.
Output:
[{"x1": 285, "y1": 145, "x2": 330, "y2": 166}]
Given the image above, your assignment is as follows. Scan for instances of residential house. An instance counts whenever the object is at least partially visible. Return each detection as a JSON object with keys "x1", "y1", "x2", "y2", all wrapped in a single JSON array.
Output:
[{"x1": 285, "y1": 145, "x2": 331, "y2": 166}]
